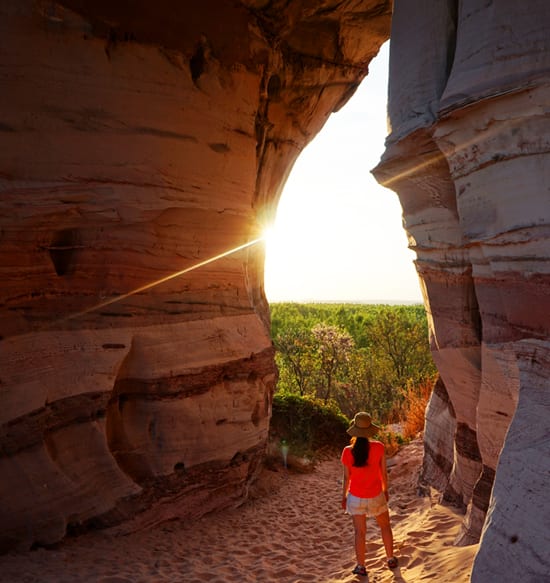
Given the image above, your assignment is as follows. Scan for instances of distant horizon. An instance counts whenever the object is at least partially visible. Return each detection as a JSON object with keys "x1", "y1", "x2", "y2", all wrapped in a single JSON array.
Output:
[{"x1": 267, "y1": 298, "x2": 423, "y2": 306}]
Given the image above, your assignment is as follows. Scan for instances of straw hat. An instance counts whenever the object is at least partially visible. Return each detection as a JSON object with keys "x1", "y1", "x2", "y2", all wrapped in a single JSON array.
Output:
[{"x1": 346, "y1": 412, "x2": 381, "y2": 438}]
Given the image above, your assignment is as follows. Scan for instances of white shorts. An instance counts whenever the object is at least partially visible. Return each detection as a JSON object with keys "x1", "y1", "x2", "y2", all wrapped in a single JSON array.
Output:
[{"x1": 346, "y1": 491, "x2": 388, "y2": 517}]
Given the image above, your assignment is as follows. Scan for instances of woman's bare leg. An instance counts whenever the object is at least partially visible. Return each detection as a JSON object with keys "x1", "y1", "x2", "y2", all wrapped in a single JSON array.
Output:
[
  {"x1": 375, "y1": 510, "x2": 394, "y2": 559},
  {"x1": 351, "y1": 514, "x2": 367, "y2": 565}
]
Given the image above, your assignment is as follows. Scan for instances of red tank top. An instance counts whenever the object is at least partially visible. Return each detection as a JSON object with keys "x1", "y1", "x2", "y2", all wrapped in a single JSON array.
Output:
[{"x1": 341, "y1": 440, "x2": 384, "y2": 498}]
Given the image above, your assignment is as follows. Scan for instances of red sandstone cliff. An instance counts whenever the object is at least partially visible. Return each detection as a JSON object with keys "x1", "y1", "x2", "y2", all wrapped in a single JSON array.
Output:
[{"x1": 0, "y1": 0, "x2": 391, "y2": 551}]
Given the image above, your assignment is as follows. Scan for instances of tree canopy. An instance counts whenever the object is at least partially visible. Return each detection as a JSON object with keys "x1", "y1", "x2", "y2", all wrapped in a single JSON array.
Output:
[{"x1": 270, "y1": 303, "x2": 436, "y2": 422}]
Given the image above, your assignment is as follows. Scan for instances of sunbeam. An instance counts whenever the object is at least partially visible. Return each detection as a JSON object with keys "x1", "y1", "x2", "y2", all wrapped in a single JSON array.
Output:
[{"x1": 62, "y1": 235, "x2": 266, "y2": 323}]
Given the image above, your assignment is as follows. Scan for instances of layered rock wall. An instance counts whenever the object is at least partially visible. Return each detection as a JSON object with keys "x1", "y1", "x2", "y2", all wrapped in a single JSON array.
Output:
[
  {"x1": 3, "y1": 2, "x2": 549, "y2": 579},
  {"x1": 0, "y1": 0, "x2": 391, "y2": 550},
  {"x1": 374, "y1": 1, "x2": 550, "y2": 581}
]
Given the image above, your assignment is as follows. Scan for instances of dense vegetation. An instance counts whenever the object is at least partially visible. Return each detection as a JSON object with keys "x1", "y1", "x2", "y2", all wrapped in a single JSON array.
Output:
[
  {"x1": 270, "y1": 303, "x2": 437, "y2": 426},
  {"x1": 269, "y1": 393, "x2": 350, "y2": 457}
]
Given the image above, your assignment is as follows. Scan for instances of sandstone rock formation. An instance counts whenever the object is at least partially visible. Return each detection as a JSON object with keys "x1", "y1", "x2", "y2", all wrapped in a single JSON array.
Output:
[
  {"x1": 0, "y1": 0, "x2": 391, "y2": 551},
  {"x1": 373, "y1": 2, "x2": 550, "y2": 581},
  {"x1": 3, "y1": 1, "x2": 549, "y2": 580}
]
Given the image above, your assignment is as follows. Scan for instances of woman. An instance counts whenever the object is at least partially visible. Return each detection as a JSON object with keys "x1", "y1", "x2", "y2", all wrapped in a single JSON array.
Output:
[{"x1": 341, "y1": 412, "x2": 398, "y2": 577}]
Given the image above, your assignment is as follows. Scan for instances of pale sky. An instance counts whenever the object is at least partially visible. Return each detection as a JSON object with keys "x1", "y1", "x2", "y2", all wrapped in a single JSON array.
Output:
[{"x1": 264, "y1": 42, "x2": 423, "y2": 304}]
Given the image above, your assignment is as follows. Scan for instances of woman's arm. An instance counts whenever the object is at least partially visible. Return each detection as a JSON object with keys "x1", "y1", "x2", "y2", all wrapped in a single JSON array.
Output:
[{"x1": 341, "y1": 464, "x2": 350, "y2": 510}]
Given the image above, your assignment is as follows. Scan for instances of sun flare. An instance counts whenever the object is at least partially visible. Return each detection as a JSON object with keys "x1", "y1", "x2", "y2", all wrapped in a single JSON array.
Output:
[{"x1": 261, "y1": 225, "x2": 276, "y2": 245}]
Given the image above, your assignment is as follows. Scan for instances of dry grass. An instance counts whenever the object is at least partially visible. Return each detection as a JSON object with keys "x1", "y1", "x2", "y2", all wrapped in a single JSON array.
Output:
[
  {"x1": 378, "y1": 430, "x2": 402, "y2": 457},
  {"x1": 399, "y1": 378, "x2": 435, "y2": 440}
]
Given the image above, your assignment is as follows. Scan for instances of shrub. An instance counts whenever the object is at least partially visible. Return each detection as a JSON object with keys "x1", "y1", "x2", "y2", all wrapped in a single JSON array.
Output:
[
  {"x1": 269, "y1": 393, "x2": 349, "y2": 457},
  {"x1": 376, "y1": 430, "x2": 403, "y2": 457},
  {"x1": 394, "y1": 377, "x2": 435, "y2": 440}
]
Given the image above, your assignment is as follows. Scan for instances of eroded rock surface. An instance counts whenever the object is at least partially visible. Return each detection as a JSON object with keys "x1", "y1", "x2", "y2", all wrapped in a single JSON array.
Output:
[
  {"x1": 0, "y1": 0, "x2": 391, "y2": 550},
  {"x1": 374, "y1": 2, "x2": 550, "y2": 581},
  {"x1": 3, "y1": 2, "x2": 549, "y2": 579}
]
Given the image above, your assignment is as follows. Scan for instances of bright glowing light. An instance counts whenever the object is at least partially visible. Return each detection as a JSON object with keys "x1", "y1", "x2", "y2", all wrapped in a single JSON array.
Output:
[
  {"x1": 264, "y1": 42, "x2": 423, "y2": 304},
  {"x1": 261, "y1": 225, "x2": 276, "y2": 246}
]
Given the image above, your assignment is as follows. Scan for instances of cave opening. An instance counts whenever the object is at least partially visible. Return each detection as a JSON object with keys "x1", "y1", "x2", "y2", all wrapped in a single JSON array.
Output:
[{"x1": 264, "y1": 41, "x2": 422, "y2": 306}]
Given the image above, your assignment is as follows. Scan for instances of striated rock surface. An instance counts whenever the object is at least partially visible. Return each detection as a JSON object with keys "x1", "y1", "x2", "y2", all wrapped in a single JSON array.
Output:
[
  {"x1": 374, "y1": 1, "x2": 550, "y2": 581},
  {"x1": 2, "y1": 1, "x2": 549, "y2": 579},
  {"x1": 0, "y1": 0, "x2": 391, "y2": 550}
]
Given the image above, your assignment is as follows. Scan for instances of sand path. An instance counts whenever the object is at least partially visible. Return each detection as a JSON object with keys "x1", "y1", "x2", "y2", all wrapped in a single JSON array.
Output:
[{"x1": 0, "y1": 439, "x2": 477, "y2": 582}]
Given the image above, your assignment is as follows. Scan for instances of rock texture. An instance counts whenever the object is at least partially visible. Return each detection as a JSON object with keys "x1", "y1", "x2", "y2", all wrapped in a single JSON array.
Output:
[
  {"x1": 374, "y1": 1, "x2": 550, "y2": 581},
  {"x1": 2, "y1": 1, "x2": 549, "y2": 579},
  {"x1": 0, "y1": 0, "x2": 391, "y2": 550}
]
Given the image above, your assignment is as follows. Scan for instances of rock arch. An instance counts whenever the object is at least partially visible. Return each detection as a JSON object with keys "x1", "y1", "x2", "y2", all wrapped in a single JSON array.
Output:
[{"x1": 1, "y1": 2, "x2": 549, "y2": 580}]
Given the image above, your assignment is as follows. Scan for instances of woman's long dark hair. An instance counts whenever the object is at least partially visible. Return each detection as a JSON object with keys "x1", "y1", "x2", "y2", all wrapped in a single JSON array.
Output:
[{"x1": 351, "y1": 436, "x2": 370, "y2": 467}]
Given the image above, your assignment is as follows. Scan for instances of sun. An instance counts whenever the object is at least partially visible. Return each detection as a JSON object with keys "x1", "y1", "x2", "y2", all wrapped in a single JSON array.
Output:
[{"x1": 261, "y1": 225, "x2": 276, "y2": 245}]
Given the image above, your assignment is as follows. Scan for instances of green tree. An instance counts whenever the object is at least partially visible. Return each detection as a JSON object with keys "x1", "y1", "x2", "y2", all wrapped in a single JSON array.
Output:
[
  {"x1": 273, "y1": 327, "x2": 317, "y2": 396},
  {"x1": 334, "y1": 348, "x2": 395, "y2": 421},
  {"x1": 365, "y1": 305, "x2": 435, "y2": 391},
  {"x1": 311, "y1": 323, "x2": 354, "y2": 402}
]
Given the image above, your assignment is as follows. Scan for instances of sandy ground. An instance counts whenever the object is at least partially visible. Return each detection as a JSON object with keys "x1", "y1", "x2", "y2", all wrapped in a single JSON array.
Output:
[{"x1": 0, "y1": 439, "x2": 478, "y2": 583}]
